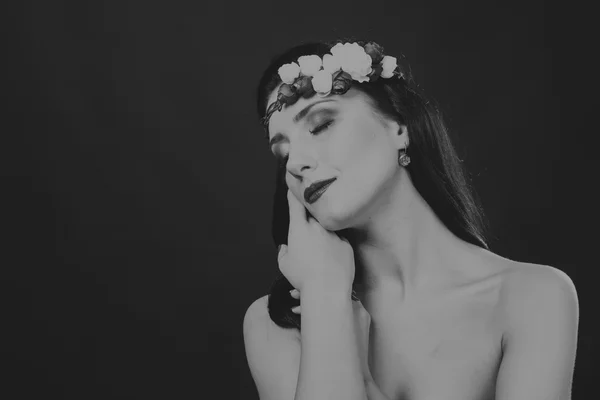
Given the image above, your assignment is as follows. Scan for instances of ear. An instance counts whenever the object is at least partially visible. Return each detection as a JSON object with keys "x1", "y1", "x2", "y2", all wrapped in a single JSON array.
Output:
[{"x1": 385, "y1": 121, "x2": 409, "y2": 151}]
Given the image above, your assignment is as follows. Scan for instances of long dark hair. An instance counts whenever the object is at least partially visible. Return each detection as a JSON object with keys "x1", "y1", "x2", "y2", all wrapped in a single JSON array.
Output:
[{"x1": 256, "y1": 37, "x2": 490, "y2": 330}]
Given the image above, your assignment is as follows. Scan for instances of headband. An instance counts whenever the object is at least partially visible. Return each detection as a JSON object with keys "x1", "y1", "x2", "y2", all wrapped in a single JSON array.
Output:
[{"x1": 261, "y1": 41, "x2": 405, "y2": 130}]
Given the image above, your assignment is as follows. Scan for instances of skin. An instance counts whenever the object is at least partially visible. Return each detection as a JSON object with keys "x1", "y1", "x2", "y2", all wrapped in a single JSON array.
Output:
[
  {"x1": 267, "y1": 86, "x2": 484, "y2": 301},
  {"x1": 245, "y1": 84, "x2": 579, "y2": 400}
]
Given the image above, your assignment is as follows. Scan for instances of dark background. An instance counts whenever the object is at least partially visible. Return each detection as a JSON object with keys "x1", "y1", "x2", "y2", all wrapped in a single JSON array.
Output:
[{"x1": 3, "y1": 1, "x2": 596, "y2": 399}]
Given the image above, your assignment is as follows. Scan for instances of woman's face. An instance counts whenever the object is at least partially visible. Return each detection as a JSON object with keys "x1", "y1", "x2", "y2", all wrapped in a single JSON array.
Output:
[{"x1": 267, "y1": 86, "x2": 407, "y2": 231}]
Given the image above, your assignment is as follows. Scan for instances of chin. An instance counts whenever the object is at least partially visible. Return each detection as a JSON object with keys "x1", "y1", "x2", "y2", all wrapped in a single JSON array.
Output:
[
  {"x1": 311, "y1": 193, "x2": 362, "y2": 232},
  {"x1": 314, "y1": 216, "x2": 348, "y2": 232}
]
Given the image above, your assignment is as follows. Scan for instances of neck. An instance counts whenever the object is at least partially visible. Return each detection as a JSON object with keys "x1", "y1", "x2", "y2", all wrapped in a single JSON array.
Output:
[{"x1": 344, "y1": 170, "x2": 474, "y2": 307}]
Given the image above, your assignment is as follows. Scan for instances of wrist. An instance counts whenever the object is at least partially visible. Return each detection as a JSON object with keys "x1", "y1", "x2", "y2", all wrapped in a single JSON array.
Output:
[{"x1": 300, "y1": 282, "x2": 352, "y2": 300}]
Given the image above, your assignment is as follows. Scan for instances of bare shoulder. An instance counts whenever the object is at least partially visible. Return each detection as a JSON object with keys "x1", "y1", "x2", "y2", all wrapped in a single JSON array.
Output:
[
  {"x1": 498, "y1": 261, "x2": 578, "y2": 304},
  {"x1": 496, "y1": 261, "x2": 579, "y2": 338},
  {"x1": 487, "y1": 260, "x2": 580, "y2": 399},
  {"x1": 243, "y1": 294, "x2": 301, "y2": 341},
  {"x1": 243, "y1": 295, "x2": 270, "y2": 336},
  {"x1": 243, "y1": 295, "x2": 300, "y2": 400}
]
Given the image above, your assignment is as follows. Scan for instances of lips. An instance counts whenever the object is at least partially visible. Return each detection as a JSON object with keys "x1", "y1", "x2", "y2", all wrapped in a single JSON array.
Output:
[{"x1": 304, "y1": 178, "x2": 337, "y2": 204}]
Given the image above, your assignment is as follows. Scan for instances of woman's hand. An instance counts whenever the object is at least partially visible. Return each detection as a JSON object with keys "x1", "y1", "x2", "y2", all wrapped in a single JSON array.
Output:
[
  {"x1": 278, "y1": 189, "x2": 355, "y2": 293},
  {"x1": 290, "y1": 289, "x2": 374, "y2": 385}
]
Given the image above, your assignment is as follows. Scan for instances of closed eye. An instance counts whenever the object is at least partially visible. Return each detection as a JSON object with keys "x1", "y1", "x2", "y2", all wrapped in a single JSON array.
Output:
[
  {"x1": 277, "y1": 120, "x2": 334, "y2": 169},
  {"x1": 309, "y1": 120, "x2": 333, "y2": 135}
]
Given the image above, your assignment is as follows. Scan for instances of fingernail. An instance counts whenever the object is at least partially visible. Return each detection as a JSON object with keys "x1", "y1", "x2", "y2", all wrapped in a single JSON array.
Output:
[{"x1": 278, "y1": 244, "x2": 287, "y2": 256}]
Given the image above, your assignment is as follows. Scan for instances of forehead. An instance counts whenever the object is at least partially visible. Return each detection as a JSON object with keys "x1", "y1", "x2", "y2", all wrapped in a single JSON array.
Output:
[{"x1": 266, "y1": 85, "x2": 366, "y2": 136}]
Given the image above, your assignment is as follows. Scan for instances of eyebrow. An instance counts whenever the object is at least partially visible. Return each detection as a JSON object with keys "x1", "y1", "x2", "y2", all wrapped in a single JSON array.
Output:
[{"x1": 268, "y1": 99, "x2": 337, "y2": 148}]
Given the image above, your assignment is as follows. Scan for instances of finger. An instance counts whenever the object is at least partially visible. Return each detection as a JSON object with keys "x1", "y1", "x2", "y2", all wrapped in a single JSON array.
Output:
[
  {"x1": 278, "y1": 244, "x2": 287, "y2": 262},
  {"x1": 289, "y1": 289, "x2": 300, "y2": 299},
  {"x1": 291, "y1": 305, "x2": 301, "y2": 314},
  {"x1": 287, "y1": 189, "x2": 308, "y2": 228},
  {"x1": 353, "y1": 299, "x2": 371, "y2": 322}
]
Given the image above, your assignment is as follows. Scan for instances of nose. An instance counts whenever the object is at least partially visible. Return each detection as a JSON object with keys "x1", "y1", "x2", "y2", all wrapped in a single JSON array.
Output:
[{"x1": 286, "y1": 144, "x2": 317, "y2": 179}]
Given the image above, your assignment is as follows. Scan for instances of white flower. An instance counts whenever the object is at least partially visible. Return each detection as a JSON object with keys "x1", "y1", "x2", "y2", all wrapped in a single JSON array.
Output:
[
  {"x1": 297, "y1": 55, "x2": 323, "y2": 77},
  {"x1": 311, "y1": 70, "x2": 333, "y2": 96},
  {"x1": 330, "y1": 42, "x2": 372, "y2": 83},
  {"x1": 322, "y1": 53, "x2": 341, "y2": 74},
  {"x1": 278, "y1": 62, "x2": 301, "y2": 84},
  {"x1": 380, "y1": 55, "x2": 397, "y2": 79}
]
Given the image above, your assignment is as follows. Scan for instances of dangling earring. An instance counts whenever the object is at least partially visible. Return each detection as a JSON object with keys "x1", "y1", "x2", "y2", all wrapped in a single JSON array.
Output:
[{"x1": 398, "y1": 143, "x2": 411, "y2": 167}]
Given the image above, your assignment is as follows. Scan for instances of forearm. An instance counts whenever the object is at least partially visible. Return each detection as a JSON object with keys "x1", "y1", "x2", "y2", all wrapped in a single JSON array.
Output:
[{"x1": 295, "y1": 285, "x2": 368, "y2": 400}]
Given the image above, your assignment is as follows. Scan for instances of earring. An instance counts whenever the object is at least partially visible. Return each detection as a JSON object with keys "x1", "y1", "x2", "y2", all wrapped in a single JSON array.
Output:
[{"x1": 398, "y1": 144, "x2": 411, "y2": 167}]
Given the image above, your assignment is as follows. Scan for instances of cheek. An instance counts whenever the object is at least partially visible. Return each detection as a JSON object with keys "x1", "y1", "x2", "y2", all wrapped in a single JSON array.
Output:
[
  {"x1": 334, "y1": 121, "x2": 394, "y2": 175},
  {"x1": 330, "y1": 121, "x2": 377, "y2": 165},
  {"x1": 335, "y1": 127, "x2": 398, "y2": 199},
  {"x1": 346, "y1": 147, "x2": 397, "y2": 194}
]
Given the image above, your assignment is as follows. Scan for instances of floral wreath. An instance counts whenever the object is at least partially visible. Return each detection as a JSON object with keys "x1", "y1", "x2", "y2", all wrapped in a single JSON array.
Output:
[{"x1": 261, "y1": 41, "x2": 405, "y2": 129}]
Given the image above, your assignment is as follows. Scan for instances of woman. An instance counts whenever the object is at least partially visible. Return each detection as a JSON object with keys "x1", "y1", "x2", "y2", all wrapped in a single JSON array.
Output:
[{"x1": 243, "y1": 38, "x2": 579, "y2": 400}]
